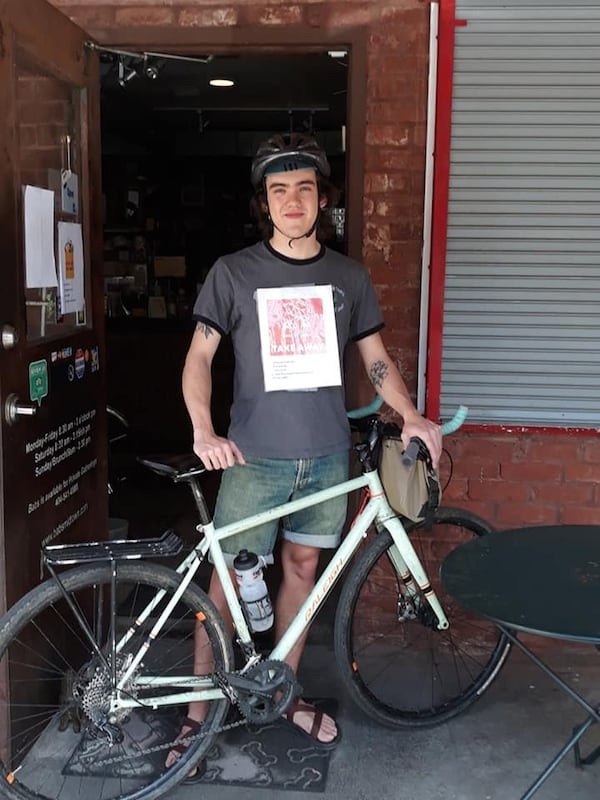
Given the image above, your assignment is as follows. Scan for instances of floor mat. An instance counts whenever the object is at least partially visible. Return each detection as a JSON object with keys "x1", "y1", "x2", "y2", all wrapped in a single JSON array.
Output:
[
  {"x1": 63, "y1": 709, "x2": 178, "y2": 779},
  {"x1": 198, "y1": 699, "x2": 337, "y2": 792},
  {"x1": 62, "y1": 700, "x2": 337, "y2": 792}
]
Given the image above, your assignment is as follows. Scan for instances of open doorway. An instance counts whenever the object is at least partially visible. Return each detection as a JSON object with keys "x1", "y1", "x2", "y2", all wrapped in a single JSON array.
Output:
[
  {"x1": 100, "y1": 50, "x2": 349, "y2": 322},
  {"x1": 100, "y1": 49, "x2": 350, "y2": 538}
]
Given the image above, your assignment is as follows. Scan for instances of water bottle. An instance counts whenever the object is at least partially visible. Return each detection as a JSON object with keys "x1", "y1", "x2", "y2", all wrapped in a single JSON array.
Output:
[{"x1": 233, "y1": 549, "x2": 274, "y2": 633}]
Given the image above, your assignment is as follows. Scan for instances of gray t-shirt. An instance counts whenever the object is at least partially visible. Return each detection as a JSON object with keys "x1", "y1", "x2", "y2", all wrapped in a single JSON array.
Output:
[{"x1": 193, "y1": 241, "x2": 384, "y2": 458}]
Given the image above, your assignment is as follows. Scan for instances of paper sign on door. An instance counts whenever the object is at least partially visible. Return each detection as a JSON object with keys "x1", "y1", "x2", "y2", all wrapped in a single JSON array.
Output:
[
  {"x1": 256, "y1": 285, "x2": 342, "y2": 392},
  {"x1": 57, "y1": 222, "x2": 84, "y2": 314}
]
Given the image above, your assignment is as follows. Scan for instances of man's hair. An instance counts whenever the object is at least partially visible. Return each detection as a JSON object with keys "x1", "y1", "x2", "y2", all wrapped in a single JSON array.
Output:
[{"x1": 250, "y1": 175, "x2": 340, "y2": 242}]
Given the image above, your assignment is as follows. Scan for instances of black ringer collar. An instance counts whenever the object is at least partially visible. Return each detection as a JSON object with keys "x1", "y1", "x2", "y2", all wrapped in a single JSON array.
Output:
[{"x1": 264, "y1": 240, "x2": 325, "y2": 266}]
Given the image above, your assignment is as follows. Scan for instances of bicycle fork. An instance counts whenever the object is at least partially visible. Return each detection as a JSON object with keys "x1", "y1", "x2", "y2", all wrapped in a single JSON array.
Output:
[{"x1": 375, "y1": 501, "x2": 450, "y2": 631}]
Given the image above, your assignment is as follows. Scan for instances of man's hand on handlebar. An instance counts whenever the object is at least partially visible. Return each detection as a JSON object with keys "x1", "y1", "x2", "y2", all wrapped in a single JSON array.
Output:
[
  {"x1": 193, "y1": 432, "x2": 245, "y2": 471},
  {"x1": 400, "y1": 412, "x2": 442, "y2": 469}
]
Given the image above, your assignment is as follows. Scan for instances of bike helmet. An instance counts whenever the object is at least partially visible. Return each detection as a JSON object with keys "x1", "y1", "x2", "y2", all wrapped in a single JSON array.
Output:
[{"x1": 250, "y1": 133, "x2": 331, "y2": 188}]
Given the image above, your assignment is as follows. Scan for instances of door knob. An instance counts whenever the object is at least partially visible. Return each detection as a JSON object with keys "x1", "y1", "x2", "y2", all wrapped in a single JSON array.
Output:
[
  {"x1": 1, "y1": 325, "x2": 19, "y2": 350},
  {"x1": 4, "y1": 394, "x2": 37, "y2": 425}
]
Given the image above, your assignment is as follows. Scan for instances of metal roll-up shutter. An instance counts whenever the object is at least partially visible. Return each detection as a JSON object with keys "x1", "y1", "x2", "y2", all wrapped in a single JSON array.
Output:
[{"x1": 440, "y1": 0, "x2": 600, "y2": 426}]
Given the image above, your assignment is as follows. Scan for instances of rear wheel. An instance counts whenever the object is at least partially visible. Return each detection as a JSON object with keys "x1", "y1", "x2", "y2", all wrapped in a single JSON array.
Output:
[
  {"x1": 0, "y1": 561, "x2": 232, "y2": 800},
  {"x1": 334, "y1": 507, "x2": 511, "y2": 727}
]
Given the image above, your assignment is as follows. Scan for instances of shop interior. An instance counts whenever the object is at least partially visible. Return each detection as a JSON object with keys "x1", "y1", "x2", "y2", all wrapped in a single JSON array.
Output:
[{"x1": 102, "y1": 48, "x2": 349, "y2": 536}]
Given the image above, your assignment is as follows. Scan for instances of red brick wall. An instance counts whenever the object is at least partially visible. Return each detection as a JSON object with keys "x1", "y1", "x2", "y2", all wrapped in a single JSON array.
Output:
[
  {"x1": 443, "y1": 431, "x2": 600, "y2": 531},
  {"x1": 17, "y1": 72, "x2": 76, "y2": 186},
  {"x1": 51, "y1": 0, "x2": 599, "y2": 532},
  {"x1": 16, "y1": 64, "x2": 84, "y2": 336}
]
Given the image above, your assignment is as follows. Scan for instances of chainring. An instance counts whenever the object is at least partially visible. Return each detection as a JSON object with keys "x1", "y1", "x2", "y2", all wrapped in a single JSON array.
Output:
[{"x1": 235, "y1": 660, "x2": 299, "y2": 725}]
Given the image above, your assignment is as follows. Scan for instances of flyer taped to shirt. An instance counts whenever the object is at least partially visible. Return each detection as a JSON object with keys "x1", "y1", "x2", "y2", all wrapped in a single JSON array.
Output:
[{"x1": 256, "y1": 285, "x2": 342, "y2": 392}]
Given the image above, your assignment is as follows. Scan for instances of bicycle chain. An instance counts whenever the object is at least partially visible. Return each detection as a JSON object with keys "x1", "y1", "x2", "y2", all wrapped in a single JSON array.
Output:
[
  {"x1": 77, "y1": 678, "x2": 249, "y2": 769},
  {"x1": 80, "y1": 712, "x2": 247, "y2": 769},
  {"x1": 86, "y1": 658, "x2": 300, "y2": 768}
]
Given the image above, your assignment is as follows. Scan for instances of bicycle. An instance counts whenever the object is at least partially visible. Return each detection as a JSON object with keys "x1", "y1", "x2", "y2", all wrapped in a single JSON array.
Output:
[{"x1": 0, "y1": 403, "x2": 511, "y2": 800}]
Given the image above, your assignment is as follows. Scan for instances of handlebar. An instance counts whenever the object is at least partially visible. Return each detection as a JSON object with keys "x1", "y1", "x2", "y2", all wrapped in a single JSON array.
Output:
[
  {"x1": 107, "y1": 405, "x2": 129, "y2": 429},
  {"x1": 400, "y1": 439, "x2": 422, "y2": 468},
  {"x1": 346, "y1": 395, "x2": 384, "y2": 419},
  {"x1": 439, "y1": 404, "x2": 468, "y2": 436},
  {"x1": 402, "y1": 405, "x2": 468, "y2": 467},
  {"x1": 107, "y1": 405, "x2": 129, "y2": 446},
  {"x1": 346, "y1": 398, "x2": 468, "y2": 468}
]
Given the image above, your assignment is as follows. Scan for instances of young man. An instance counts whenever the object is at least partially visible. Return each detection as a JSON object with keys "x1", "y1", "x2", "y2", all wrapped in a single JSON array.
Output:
[{"x1": 168, "y1": 133, "x2": 441, "y2": 775}]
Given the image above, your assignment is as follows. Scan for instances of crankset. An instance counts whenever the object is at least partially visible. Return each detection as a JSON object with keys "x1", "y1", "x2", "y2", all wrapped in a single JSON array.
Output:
[{"x1": 228, "y1": 660, "x2": 300, "y2": 725}]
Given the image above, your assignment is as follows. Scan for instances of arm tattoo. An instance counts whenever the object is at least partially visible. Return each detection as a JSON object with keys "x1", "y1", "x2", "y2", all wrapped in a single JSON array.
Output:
[
  {"x1": 195, "y1": 322, "x2": 215, "y2": 339},
  {"x1": 368, "y1": 360, "x2": 388, "y2": 389}
]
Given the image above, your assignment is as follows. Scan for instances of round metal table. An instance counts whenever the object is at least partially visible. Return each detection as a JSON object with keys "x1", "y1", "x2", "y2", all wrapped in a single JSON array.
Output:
[{"x1": 441, "y1": 525, "x2": 600, "y2": 799}]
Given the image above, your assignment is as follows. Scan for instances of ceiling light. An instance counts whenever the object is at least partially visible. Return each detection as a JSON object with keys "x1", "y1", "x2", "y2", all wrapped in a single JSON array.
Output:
[
  {"x1": 209, "y1": 78, "x2": 234, "y2": 88},
  {"x1": 327, "y1": 50, "x2": 348, "y2": 58},
  {"x1": 143, "y1": 57, "x2": 160, "y2": 80}
]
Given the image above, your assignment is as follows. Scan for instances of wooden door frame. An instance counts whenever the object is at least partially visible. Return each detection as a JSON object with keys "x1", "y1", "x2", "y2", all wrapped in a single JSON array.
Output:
[
  {"x1": 96, "y1": 25, "x2": 368, "y2": 263},
  {"x1": 0, "y1": 0, "x2": 106, "y2": 609},
  {"x1": 0, "y1": 2, "x2": 104, "y2": 334}
]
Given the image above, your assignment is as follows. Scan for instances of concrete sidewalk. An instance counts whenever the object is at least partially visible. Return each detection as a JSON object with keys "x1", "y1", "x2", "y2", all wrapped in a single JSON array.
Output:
[{"x1": 174, "y1": 644, "x2": 600, "y2": 800}]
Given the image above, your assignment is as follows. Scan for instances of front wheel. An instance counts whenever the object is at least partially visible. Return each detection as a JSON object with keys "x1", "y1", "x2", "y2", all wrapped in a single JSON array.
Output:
[
  {"x1": 0, "y1": 561, "x2": 233, "y2": 800},
  {"x1": 334, "y1": 507, "x2": 511, "y2": 727}
]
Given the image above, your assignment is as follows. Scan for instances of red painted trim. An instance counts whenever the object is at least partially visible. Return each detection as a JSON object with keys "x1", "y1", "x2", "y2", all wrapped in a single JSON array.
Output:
[
  {"x1": 453, "y1": 424, "x2": 596, "y2": 437},
  {"x1": 428, "y1": 5, "x2": 581, "y2": 439},
  {"x1": 427, "y1": 0, "x2": 456, "y2": 421}
]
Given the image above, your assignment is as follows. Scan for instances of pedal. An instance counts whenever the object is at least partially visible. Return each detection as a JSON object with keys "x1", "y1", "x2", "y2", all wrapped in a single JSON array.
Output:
[{"x1": 43, "y1": 530, "x2": 183, "y2": 566}]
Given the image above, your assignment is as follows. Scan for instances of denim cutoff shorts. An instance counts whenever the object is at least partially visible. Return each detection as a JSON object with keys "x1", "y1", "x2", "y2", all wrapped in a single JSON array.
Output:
[{"x1": 212, "y1": 452, "x2": 349, "y2": 566}]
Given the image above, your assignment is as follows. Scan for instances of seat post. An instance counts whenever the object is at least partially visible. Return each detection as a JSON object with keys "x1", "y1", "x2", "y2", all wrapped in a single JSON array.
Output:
[{"x1": 188, "y1": 478, "x2": 212, "y2": 526}]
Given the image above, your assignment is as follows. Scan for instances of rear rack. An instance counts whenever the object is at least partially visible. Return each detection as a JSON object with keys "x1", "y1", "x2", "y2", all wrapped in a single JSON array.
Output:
[{"x1": 43, "y1": 530, "x2": 183, "y2": 566}]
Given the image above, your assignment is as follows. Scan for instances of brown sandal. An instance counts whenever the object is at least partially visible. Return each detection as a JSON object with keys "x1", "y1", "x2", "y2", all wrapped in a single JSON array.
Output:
[
  {"x1": 283, "y1": 699, "x2": 341, "y2": 750},
  {"x1": 167, "y1": 716, "x2": 207, "y2": 784}
]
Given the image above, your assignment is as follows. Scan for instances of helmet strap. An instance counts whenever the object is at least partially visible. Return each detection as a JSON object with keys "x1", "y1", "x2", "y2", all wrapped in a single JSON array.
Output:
[{"x1": 270, "y1": 212, "x2": 319, "y2": 248}]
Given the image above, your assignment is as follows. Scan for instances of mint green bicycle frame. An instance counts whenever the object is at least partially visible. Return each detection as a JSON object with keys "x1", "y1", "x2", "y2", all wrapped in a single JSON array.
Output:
[{"x1": 111, "y1": 466, "x2": 448, "y2": 712}]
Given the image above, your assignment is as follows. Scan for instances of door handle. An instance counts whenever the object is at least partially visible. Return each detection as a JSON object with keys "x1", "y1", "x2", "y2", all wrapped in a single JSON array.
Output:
[
  {"x1": 4, "y1": 394, "x2": 37, "y2": 425},
  {"x1": 1, "y1": 324, "x2": 19, "y2": 350}
]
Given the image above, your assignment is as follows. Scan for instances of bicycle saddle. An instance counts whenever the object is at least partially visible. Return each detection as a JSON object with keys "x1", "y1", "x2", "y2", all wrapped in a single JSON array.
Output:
[{"x1": 137, "y1": 454, "x2": 206, "y2": 482}]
